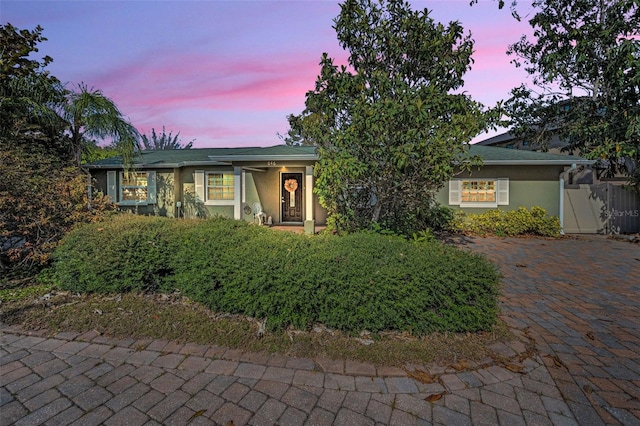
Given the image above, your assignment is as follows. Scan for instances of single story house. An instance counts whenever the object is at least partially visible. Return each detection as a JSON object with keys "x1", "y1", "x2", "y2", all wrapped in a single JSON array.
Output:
[
  {"x1": 87, "y1": 146, "x2": 325, "y2": 234},
  {"x1": 85, "y1": 144, "x2": 593, "y2": 234}
]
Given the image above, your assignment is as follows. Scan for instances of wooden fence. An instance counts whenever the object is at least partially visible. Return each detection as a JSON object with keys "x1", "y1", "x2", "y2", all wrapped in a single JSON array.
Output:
[{"x1": 564, "y1": 183, "x2": 639, "y2": 234}]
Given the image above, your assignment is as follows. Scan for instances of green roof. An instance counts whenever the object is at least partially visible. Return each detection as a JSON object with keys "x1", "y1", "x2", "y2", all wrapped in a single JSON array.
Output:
[
  {"x1": 85, "y1": 144, "x2": 592, "y2": 169},
  {"x1": 85, "y1": 145, "x2": 319, "y2": 168},
  {"x1": 468, "y1": 145, "x2": 592, "y2": 165}
]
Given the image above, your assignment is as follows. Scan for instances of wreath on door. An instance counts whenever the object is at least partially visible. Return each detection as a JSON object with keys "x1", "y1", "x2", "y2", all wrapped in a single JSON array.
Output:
[
  {"x1": 284, "y1": 179, "x2": 298, "y2": 207},
  {"x1": 284, "y1": 179, "x2": 298, "y2": 193}
]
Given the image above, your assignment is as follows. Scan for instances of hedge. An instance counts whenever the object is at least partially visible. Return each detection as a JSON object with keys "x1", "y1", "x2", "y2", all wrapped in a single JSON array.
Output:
[{"x1": 46, "y1": 215, "x2": 500, "y2": 334}]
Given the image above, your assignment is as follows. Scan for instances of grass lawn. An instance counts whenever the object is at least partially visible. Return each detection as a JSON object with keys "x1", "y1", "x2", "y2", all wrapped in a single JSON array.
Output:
[{"x1": 0, "y1": 282, "x2": 519, "y2": 367}]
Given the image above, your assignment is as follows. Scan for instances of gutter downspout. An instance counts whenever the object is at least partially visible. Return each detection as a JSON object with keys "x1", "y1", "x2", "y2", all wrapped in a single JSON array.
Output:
[{"x1": 559, "y1": 163, "x2": 577, "y2": 235}]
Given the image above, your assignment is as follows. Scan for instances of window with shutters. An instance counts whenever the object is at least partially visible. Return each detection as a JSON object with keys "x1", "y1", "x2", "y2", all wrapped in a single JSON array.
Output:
[
  {"x1": 106, "y1": 171, "x2": 156, "y2": 205},
  {"x1": 121, "y1": 172, "x2": 148, "y2": 202},
  {"x1": 449, "y1": 178, "x2": 508, "y2": 208},
  {"x1": 462, "y1": 180, "x2": 496, "y2": 203},
  {"x1": 194, "y1": 170, "x2": 236, "y2": 205}
]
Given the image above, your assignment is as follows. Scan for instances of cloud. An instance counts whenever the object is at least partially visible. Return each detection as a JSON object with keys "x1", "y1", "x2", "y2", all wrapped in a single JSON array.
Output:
[
  {"x1": 80, "y1": 42, "x2": 350, "y2": 147},
  {"x1": 94, "y1": 47, "x2": 333, "y2": 112}
]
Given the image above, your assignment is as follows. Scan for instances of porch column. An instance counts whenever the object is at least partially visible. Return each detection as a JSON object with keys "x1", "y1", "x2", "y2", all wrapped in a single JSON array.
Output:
[
  {"x1": 234, "y1": 166, "x2": 242, "y2": 220},
  {"x1": 304, "y1": 166, "x2": 315, "y2": 234},
  {"x1": 241, "y1": 170, "x2": 246, "y2": 204}
]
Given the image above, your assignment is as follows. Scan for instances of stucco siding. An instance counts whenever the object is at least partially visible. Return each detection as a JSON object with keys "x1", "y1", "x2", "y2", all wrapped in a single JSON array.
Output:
[
  {"x1": 463, "y1": 165, "x2": 563, "y2": 181},
  {"x1": 177, "y1": 165, "x2": 326, "y2": 225},
  {"x1": 154, "y1": 171, "x2": 175, "y2": 217},
  {"x1": 92, "y1": 163, "x2": 327, "y2": 225},
  {"x1": 91, "y1": 169, "x2": 174, "y2": 216},
  {"x1": 314, "y1": 195, "x2": 327, "y2": 225},
  {"x1": 242, "y1": 172, "x2": 261, "y2": 222},
  {"x1": 252, "y1": 166, "x2": 324, "y2": 225},
  {"x1": 204, "y1": 205, "x2": 235, "y2": 218},
  {"x1": 509, "y1": 180, "x2": 559, "y2": 215},
  {"x1": 437, "y1": 180, "x2": 560, "y2": 216}
]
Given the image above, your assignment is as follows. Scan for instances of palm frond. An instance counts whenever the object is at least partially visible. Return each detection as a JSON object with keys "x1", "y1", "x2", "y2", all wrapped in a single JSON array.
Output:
[{"x1": 140, "y1": 125, "x2": 194, "y2": 150}]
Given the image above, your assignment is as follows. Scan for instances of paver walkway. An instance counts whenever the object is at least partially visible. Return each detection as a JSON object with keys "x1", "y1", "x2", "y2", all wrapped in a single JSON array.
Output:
[
  {"x1": 0, "y1": 234, "x2": 638, "y2": 425},
  {"x1": 0, "y1": 325, "x2": 571, "y2": 426}
]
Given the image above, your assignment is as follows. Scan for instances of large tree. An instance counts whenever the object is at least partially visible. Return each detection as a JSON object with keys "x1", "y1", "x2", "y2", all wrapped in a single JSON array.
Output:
[
  {"x1": 1, "y1": 24, "x2": 138, "y2": 168},
  {"x1": 504, "y1": 0, "x2": 640, "y2": 188},
  {"x1": 140, "y1": 126, "x2": 194, "y2": 150},
  {"x1": 0, "y1": 24, "x2": 124, "y2": 272},
  {"x1": 0, "y1": 24, "x2": 68, "y2": 160},
  {"x1": 287, "y1": 0, "x2": 497, "y2": 233}
]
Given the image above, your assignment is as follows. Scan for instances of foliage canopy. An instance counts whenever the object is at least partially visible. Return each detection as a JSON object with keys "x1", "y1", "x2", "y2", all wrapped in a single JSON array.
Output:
[
  {"x1": 1, "y1": 24, "x2": 139, "y2": 168},
  {"x1": 0, "y1": 23, "x2": 129, "y2": 272},
  {"x1": 60, "y1": 83, "x2": 140, "y2": 167},
  {"x1": 287, "y1": 0, "x2": 498, "y2": 234},
  {"x1": 0, "y1": 24, "x2": 68, "y2": 161},
  {"x1": 505, "y1": 0, "x2": 640, "y2": 189}
]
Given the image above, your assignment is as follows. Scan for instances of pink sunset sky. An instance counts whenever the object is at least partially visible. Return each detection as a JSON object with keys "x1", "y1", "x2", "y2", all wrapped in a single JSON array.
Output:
[{"x1": 2, "y1": 0, "x2": 536, "y2": 148}]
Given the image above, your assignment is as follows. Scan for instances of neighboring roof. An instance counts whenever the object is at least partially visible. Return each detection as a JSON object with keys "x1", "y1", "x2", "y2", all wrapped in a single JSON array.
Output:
[
  {"x1": 475, "y1": 130, "x2": 571, "y2": 152},
  {"x1": 84, "y1": 143, "x2": 593, "y2": 170},
  {"x1": 468, "y1": 145, "x2": 592, "y2": 166},
  {"x1": 474, "y1": 131, "x2": 517, "y2": 146},
  {"x1": 85, "y1": 145, "x2": 319, "y2": 169}
]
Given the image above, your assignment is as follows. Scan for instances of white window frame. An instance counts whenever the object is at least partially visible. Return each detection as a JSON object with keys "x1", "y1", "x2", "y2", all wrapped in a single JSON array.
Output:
[
  {"x1": 195, "y1": 170, "x2": 236, "y2": 206},
  {"x1": 107, "y1": 170, "x2": 156, "y2": 205},
  {"x1": 206, "y1": 171, "x2": 235, "y2": 205},
  {"x1": 449, "y1": 178, "x2": 508, "y2": 208}
]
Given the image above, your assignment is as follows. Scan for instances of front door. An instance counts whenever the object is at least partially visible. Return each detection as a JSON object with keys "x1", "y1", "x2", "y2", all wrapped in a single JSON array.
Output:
[{"x1": 282, "y1": 173, "x2": 303, "y2": 222}]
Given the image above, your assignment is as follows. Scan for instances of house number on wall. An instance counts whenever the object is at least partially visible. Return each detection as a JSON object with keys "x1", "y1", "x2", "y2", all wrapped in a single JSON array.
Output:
[{"x1": 267, "y1": 161, "x2": 277, "y2": 166}]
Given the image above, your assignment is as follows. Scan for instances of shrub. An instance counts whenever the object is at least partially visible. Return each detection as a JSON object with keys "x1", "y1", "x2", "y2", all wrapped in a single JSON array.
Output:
[
  {"x1": 46, "y1": 215, "x2": 501, "y2": 334},
  {"x1": 0, "y1": 147, "x2": 114, "y2": 274},
  {"x1": 455, "y1": 206, "x2": 561, "y2": 237},
  {"x1": 378, "y1": 203, "x2": 457, "y2": 236},
  {"x1": 47, "y1": 214, "x2": 176, "y2": 293}
]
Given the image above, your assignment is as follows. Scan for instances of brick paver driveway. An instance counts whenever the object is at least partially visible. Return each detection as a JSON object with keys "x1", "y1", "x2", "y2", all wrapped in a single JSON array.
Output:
[{"x1": 464, "y1": 235, "x2": 640, "y2": 425}]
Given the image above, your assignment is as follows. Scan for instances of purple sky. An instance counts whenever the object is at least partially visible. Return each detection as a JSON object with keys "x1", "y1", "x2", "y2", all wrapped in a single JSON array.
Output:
[{"x1": 3, "y1": 1, "x2": 535, "y2": 148}]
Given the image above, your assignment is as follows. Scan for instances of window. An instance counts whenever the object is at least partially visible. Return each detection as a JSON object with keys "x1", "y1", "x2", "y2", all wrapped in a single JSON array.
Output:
[
  {"x1": 207, "y1": 172, "x2": 234, "y2": 201},
  {"x1": 449, "y1": 178, "x2": 508, "y2": 208},
  {"x1": 194, "y1": 170, "x2": 236, "y2": 205},
  {"x1": 461, "y1": 180, "x2": 496, "y2": 203},
  {"x1": 121, "y1": 172, "x2": 148, "y2": 202},
  {"x1": 106, "y1": 170, "x2": 156, "y2": 205}
]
